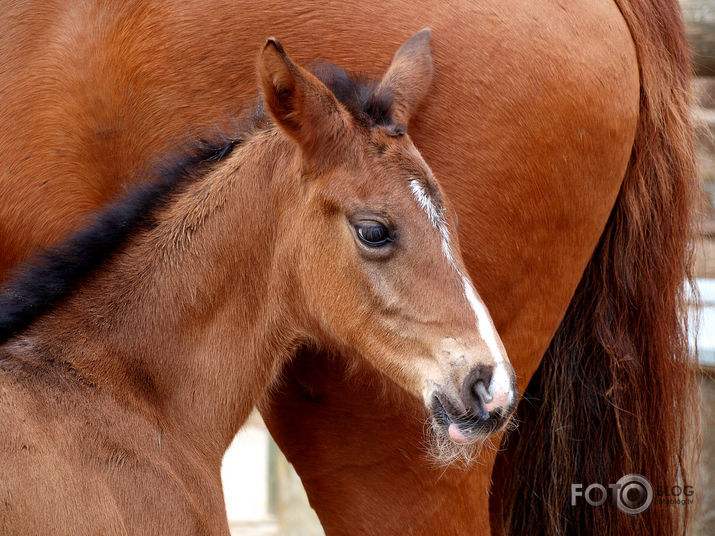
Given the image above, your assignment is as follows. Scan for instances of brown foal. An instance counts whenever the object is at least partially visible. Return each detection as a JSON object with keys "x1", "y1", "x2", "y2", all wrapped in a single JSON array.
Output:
[{"x1": 0, "y1": 34, "x2": 515, "y2": 535}]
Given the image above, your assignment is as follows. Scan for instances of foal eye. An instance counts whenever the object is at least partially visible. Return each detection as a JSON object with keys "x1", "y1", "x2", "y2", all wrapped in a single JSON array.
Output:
[{"x1": 354, "y1": 221, "x2": 392, "y2": 247}]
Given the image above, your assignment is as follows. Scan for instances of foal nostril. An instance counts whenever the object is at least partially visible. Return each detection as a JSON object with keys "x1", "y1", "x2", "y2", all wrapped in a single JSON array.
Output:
[
  {"x1": 474, "y1": 380, "x2": 493, "y2": 405},
  {"x1": 461, "y1": 364, "x2": 514, "y2": 415},
  {"x1": 461, "y1": 365, "x2": 493, "y2": 415}
]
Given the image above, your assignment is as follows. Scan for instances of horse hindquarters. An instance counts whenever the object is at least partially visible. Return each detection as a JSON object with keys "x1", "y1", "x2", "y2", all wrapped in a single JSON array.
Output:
[{"x1": 493, "y1": 1, "x2": 699, "y2": 534}]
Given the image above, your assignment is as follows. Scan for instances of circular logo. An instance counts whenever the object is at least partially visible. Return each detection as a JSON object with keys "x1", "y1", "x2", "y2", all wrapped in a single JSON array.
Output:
[{"x1": 615, "y1": 474, "x2": 653, "y2": 514}]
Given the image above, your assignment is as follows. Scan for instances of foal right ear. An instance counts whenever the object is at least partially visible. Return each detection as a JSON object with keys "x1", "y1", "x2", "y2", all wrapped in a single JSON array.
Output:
[
  {"x1": 376, "y1": 28, "x2": 434, "y2": 130},
  {"x1": 258, "y1": 39, "x2": 347, "y2": 158}
]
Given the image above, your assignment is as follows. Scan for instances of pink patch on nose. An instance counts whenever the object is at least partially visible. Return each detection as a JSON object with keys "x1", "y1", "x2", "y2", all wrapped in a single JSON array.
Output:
[
  {"x1": 484, "y1": 390, "x2": 509, "y2": 413},
  {"x1": 448, "y1": 423, "x2": 474, "y2": 444}
]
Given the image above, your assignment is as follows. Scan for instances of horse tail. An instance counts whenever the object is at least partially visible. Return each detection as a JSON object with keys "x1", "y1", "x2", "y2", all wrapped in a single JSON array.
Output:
[{"x1": 495, "y1": 1, "x2": 700, "y2": 534}]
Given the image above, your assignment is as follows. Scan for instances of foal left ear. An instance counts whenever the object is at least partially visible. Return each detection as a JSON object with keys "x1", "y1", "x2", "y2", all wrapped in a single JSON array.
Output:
[
  {"x1": 376, "y1": 28, "x2": 434, "y2": 130},
  {"x1": 258, "y1": 38, "x2": 346, "y2": 158}
]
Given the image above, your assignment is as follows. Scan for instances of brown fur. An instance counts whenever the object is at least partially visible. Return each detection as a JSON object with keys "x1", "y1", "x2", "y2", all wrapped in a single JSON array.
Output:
[{"x1": 0, "y1": 1, "x2": 698, "y2": 534}]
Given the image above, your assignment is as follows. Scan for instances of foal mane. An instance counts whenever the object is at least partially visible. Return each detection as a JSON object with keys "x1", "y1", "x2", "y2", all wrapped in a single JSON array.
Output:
[
  {"x1": 0, "y1": 137, "x2": 241, "y2": 345},
  {"x1": 311, "y1": 61, "x2": 395, "y2": 128},
  {"x1": 0, "y1": 62, "x2": 394, "y2": 346}
]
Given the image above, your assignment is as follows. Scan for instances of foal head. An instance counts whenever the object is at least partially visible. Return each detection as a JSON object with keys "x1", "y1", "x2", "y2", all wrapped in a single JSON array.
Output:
[{"x1": 259, "y1": 31, "x2": 517, "y2": 449}]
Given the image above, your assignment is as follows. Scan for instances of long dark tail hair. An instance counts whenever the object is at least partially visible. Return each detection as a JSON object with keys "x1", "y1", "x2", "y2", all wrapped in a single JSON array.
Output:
[{"x1": 492, "y1": 1, "x2": 700, "y2": 534}]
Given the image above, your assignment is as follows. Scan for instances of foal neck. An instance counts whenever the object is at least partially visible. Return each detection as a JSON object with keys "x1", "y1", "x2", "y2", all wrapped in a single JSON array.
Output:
[{"x1": 11, "y1": 130, "x2": 304, "y2": 456}]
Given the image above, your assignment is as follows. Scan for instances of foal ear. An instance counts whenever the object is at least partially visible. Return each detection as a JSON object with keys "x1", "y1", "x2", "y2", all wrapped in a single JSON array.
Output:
[
  {"x1": 376, "y1": 28, "x2": 434, "y2": 129},
  {"x1": 258, "y1": 38, "x2": 346, "y2": 158}
]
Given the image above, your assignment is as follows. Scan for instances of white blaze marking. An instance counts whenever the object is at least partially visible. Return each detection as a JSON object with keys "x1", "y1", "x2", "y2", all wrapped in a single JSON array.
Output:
[
  {"x1": 461, "y1": 275, "x2": 504, "y2": 365},
  {"x1": 409, "y1": 180, "x2": 441, "y2": 227},
  {"x1": 409, "y1": 179, "x2": 455, "y2": 267},
  {"x1": 410, "y1": 177, "x2": 512, "y2": 402},
  {"x1": 463, "y1": 275, "x2": 514, "y2": 405}
]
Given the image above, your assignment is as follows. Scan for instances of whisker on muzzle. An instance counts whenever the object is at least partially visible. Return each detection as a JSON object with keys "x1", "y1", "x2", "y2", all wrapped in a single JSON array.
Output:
[{"x1": 421, "y1": 411, "x2": 519, "y2": 468}]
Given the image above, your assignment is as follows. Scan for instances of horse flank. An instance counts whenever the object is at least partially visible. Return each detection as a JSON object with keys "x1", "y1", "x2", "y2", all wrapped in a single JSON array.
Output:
[{"x1": 494, "y1": 1, "x2": 700, "y2": 534}]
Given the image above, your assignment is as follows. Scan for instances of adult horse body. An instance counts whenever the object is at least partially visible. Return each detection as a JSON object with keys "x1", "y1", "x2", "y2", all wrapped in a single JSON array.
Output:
[{"x1": 0, "y1": 1, "x2": 698, "y2": 535}]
